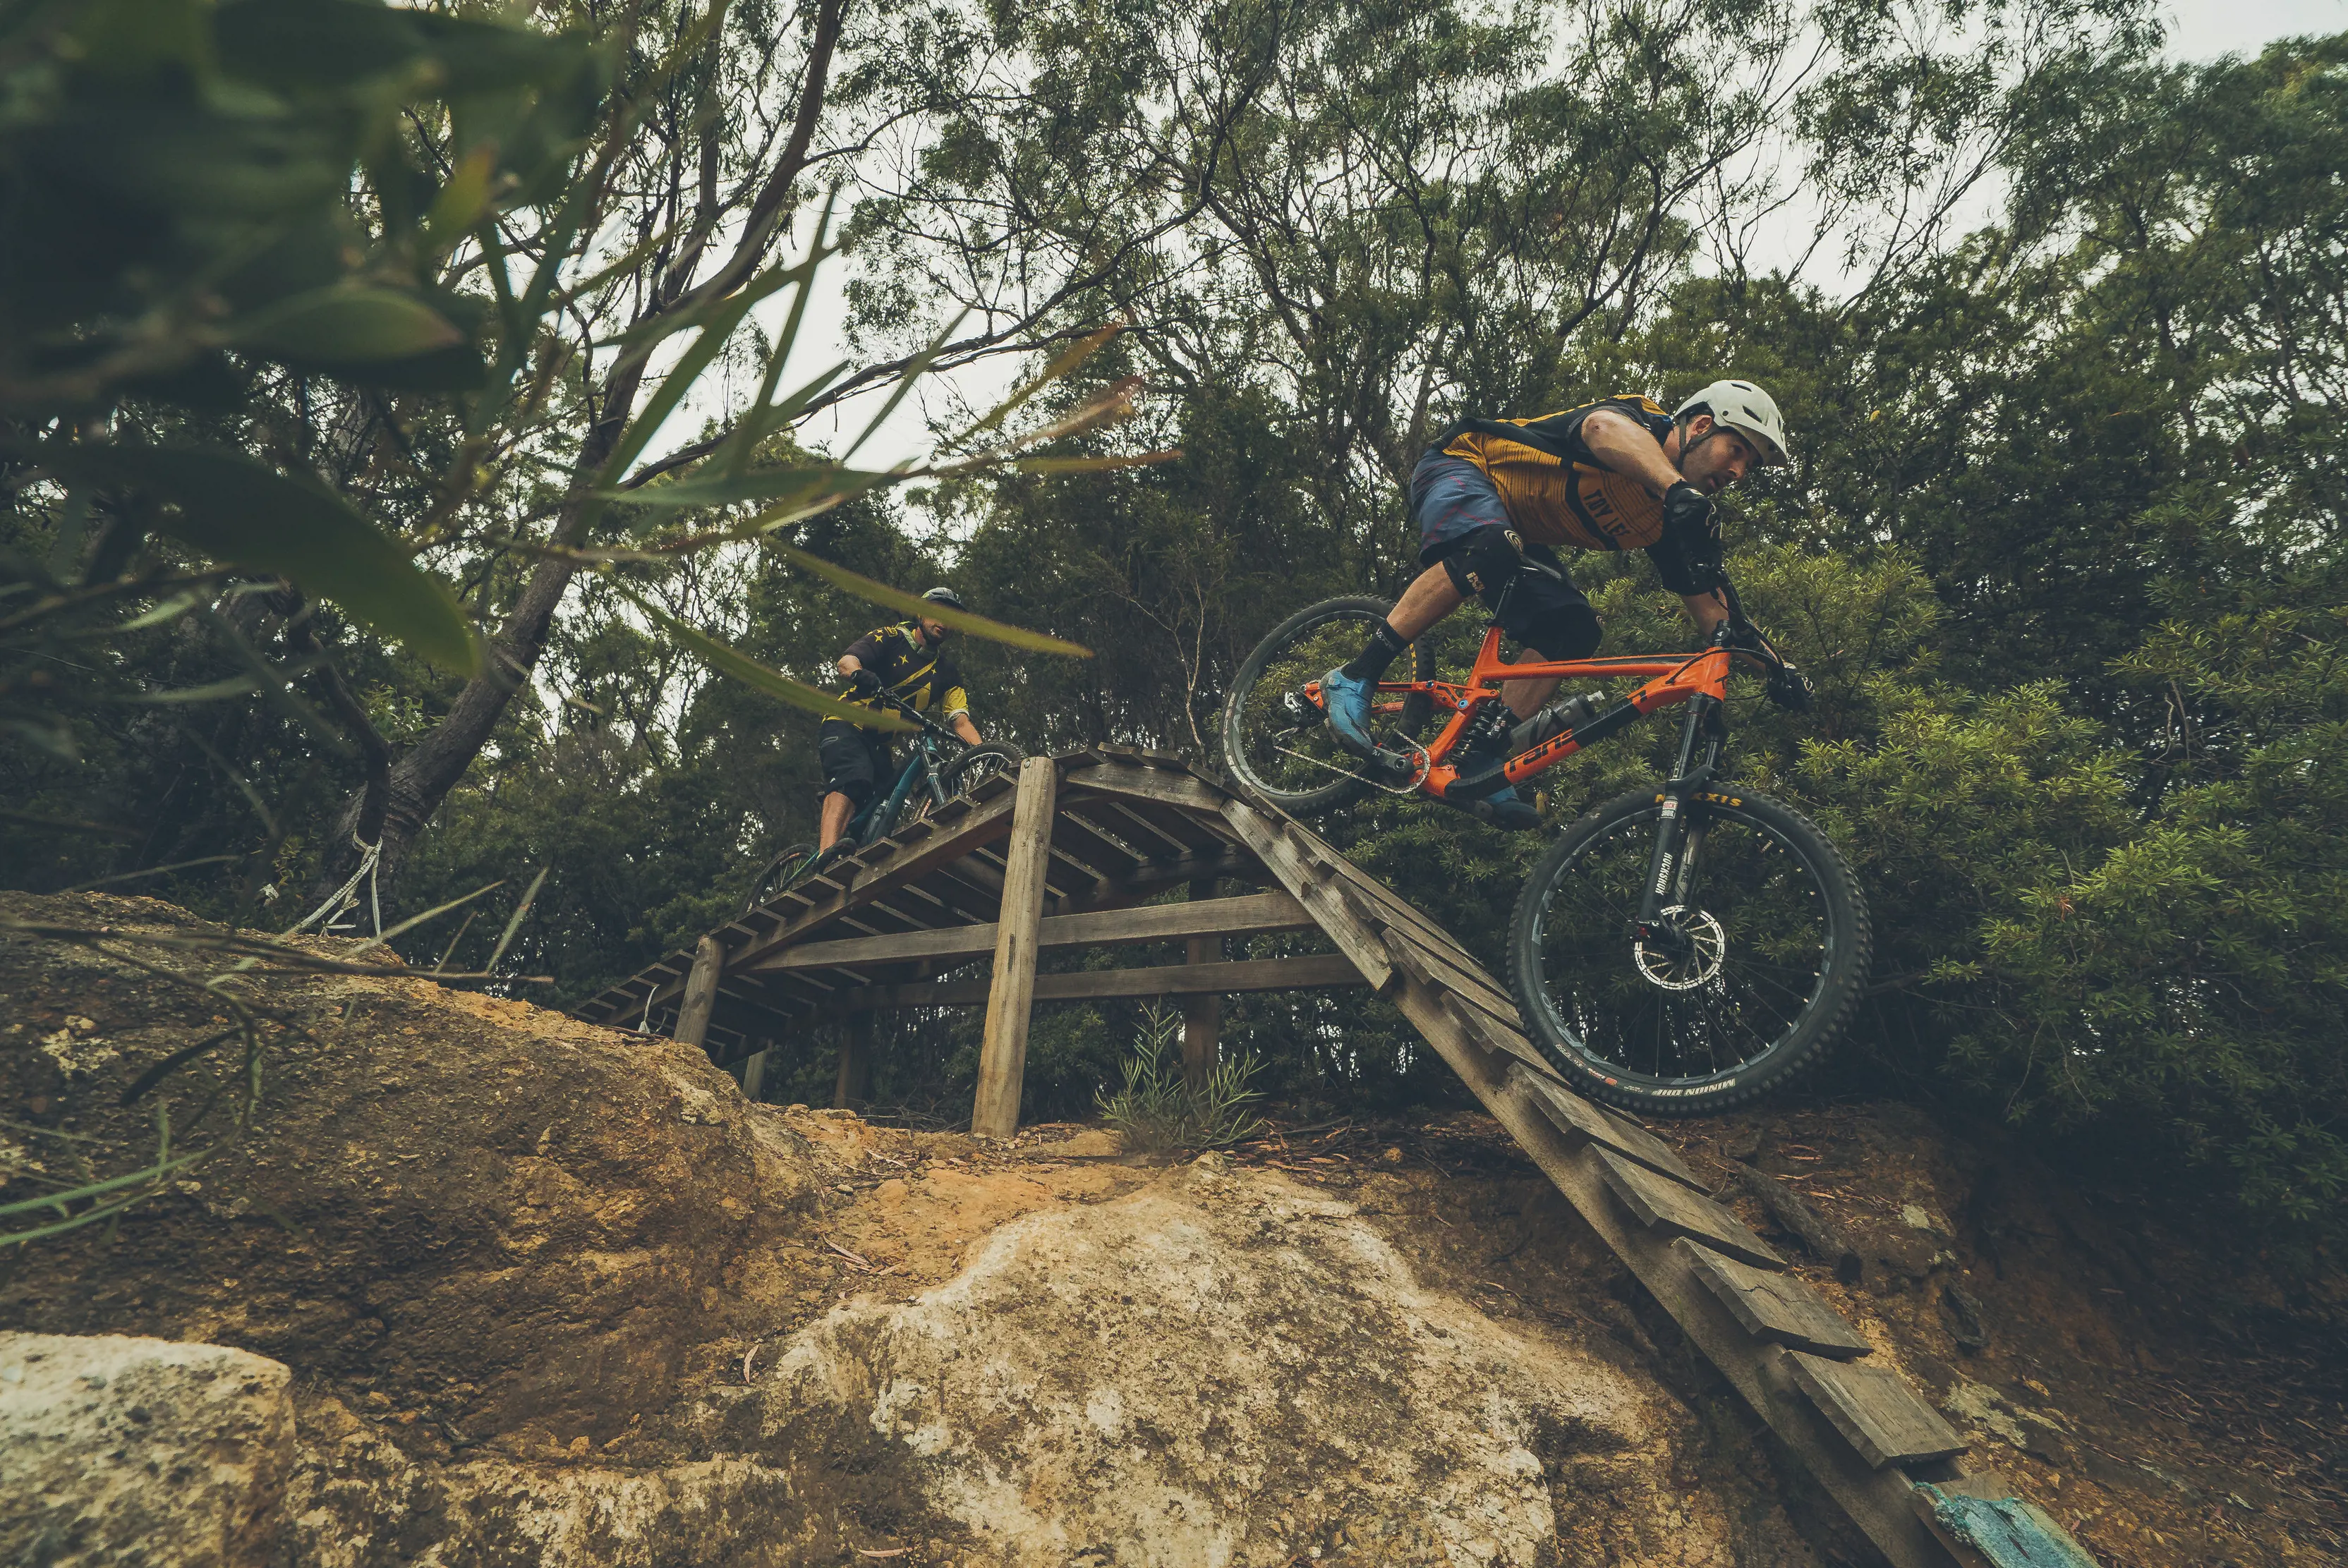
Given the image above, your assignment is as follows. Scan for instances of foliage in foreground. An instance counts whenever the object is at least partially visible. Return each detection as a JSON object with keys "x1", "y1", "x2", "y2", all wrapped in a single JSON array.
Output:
[{"x1": 1097, "y1": 1004, "x2": 1267, "y2": 1155}]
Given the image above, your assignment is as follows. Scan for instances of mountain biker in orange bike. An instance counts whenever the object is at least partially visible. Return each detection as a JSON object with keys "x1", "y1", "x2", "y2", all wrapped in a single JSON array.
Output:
[
  {"x1": 1321, "y1": 379, "x2": 1796, "y2": 829},
  {"x1": 818, "y1": 586, "x2": 987, "y2": 857}
]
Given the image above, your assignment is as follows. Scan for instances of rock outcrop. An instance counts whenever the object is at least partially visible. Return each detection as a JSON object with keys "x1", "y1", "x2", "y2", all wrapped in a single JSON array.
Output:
[{"x1": 1, "y1": 1331, "x2": 294, "y2": 1568}]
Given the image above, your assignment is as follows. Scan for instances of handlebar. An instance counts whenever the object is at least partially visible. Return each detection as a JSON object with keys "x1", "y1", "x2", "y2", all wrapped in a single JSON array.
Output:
[{"x1": 1706, "y1": 571, "x2": 1813, "y2": 711}]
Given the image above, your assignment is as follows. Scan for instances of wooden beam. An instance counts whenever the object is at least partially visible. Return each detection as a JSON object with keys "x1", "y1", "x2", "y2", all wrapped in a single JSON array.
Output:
[
  {"x1": 742, "y1": 889, "x2": 1314, "y2": 976},
  {"x1": 672, "y1": 935, "x2": 725, "y2": 1050},
  {"x1": 1218, "y1": 798, "x2": 1398, "y2": 996},
  {"x1": 1182, "y1": 875, "x2": 1222, "y2": 1090},
  {"x1": 794, "y1": 954, "x2": 1366, "y2": 1016},
  {"x1": 835, "y1": 1011, "x2": 873, "y2": 1109},
  {"x1": 973, "y1": 757, "x2": 1059, "y2": 1139}
]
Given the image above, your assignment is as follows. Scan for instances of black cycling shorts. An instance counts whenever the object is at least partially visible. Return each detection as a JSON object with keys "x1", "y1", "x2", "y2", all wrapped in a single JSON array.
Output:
[
  {"x1": 818, "y1": 719, "x2": 893, "y2": 808},
  {"x1": 1425, "y1": 525, "x2": 1603, "y2": 661}
]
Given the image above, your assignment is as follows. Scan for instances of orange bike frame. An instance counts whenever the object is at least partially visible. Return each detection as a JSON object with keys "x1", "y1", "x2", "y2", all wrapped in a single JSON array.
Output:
[{"x1": 1395, "y1": 625, "x2": 1742, "y2": 798}]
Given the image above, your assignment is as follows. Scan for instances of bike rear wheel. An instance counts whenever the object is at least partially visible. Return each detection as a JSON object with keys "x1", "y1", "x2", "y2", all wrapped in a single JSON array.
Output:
[
  {"x1": 1221, "y1": 595, "x2": 1434, "y2": 818},
  {"x1": 1507, "y1": 786, "x2": 1870, "y2": 1116}
]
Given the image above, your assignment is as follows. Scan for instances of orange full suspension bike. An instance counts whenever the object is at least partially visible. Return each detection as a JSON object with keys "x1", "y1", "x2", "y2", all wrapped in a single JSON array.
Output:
[{"x1": 1218, "y1": 572, "x2": 1870, "y2": 1116}]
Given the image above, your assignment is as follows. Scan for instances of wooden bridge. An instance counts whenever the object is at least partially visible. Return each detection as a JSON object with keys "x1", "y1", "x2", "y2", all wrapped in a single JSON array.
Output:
[{"x1": 574, "y1": 747, "x2": 2095, "y2": 1568}]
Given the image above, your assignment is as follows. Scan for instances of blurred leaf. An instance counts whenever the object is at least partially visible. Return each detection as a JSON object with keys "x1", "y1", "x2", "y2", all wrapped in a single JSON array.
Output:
[
  {"x1": 603, "y1": 463, "x2": 892, "y2": 514},
  {"x1": 30, "y1": 444, "x2": 478, "y2": 674},
  {"x1": 608, "y1": 581, "x2": 915, "y2": 731},
  {"x1": 766, "y1": 542, "x2": 1094, "y2": 657},
  {"x1": 229, "y1": 287, "x2": 464, "y2": 363},
  {"x1": 423, "y1": 144, "x2": 498, "y2": 252},
  {"x1": 952, "y1": 322, "x2": 1123, "y2": 448}
]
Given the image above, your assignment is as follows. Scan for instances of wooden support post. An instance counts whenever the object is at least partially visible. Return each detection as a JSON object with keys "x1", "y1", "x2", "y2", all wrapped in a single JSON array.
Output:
[
  {"x1": 739, "y1": 1047, "x2": 768, "y2": 1102},
  {"x1": 1182, "y1": 875, "x2": 1221, "y2": 1090},
  {"x1": 834, "y1": 1011, "x2": 873, "y2": 1109},
  {"x1": 673, "y1": 935, "x2": 725, "y2": 1051},
  {"x1": 972, "y1": 756, "x2": 1058, "y2": 1138}
]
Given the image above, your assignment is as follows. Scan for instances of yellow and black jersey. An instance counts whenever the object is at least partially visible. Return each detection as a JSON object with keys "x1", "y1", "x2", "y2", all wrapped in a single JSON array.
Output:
[
  {"x1": 837, "y1": 621, "x2": 968, "y2": 718},
  {"x1": 1439, "y1": 394, "x2": 1678, "y2": 554}
]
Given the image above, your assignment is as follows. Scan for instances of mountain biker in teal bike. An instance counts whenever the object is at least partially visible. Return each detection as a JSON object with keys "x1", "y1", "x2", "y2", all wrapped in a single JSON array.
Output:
[
  {"x1": 818, "y1": 586, "x2": 988, "y2": 858},
  {"x1": 1322, "y1": 380, "x2": 1793, "y2": 829}
]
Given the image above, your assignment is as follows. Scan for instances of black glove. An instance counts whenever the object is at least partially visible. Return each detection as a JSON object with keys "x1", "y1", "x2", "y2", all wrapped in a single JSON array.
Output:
[
  {"x1": 1767, "y1": 664, "x2": 1815, "y2": 712},
  {"x1": 846, "y1": 667, "x2": 881, "y2": 698},
  {"x1": 1662, "y1": 480, "x2": 1717, "y2": 540}
]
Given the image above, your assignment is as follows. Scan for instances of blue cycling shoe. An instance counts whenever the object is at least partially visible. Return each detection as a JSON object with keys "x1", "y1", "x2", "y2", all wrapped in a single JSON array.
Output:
[
  {"x1": 1446, "y1": 739, "x2": 1542, "y2": 832},
  {"x1": 1319, "y1": 666, "x2": 1379, "y2": 757}
]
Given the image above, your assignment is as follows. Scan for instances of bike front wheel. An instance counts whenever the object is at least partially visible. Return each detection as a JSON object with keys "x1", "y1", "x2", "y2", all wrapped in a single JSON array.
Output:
[
  {"x1": 742, "y1": 842, "x2": 821, "y2": 912},
  {"x1": 935, "y1": 740, "x2": 1025, "y2": 804},
  {"x1": 1507, "y1": 786, "x2": 1870, "y2": 1116},
  {"x1": 1220, "y1": 595, "x2": 1434, "y2": 818}
]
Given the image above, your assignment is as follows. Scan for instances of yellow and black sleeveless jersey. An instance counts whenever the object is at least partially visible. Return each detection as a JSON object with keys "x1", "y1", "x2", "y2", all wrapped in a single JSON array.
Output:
[
  {"x1": 1440, "y1": 395, "x2": 1678, "y2": 553},
  {"x1": 837, "y1": 621, "x2": 968, "y2": 717}
]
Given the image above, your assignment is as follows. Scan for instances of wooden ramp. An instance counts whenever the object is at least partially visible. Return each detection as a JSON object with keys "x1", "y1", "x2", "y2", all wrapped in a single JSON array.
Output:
[{"x1": 575, "y1": 748, "x2": 2089, "y2": 1568}]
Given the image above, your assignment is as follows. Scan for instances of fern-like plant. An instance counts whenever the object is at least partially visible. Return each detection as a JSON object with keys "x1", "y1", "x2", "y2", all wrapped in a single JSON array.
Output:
[{"x1": 1096, "y1": 1004, "x2": 1266, "y2": 1154}]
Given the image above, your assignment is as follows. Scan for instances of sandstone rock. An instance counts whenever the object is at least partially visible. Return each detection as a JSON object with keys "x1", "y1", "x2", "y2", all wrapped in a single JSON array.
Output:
[{"x1": 0, "y1": 1331, "x2": 294, "y2": 1567}]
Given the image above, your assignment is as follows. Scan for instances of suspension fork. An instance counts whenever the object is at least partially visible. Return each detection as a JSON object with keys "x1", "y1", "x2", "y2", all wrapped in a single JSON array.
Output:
[{"x1": 1633, "y1": 696, "x2": 1726, "y2": 943}]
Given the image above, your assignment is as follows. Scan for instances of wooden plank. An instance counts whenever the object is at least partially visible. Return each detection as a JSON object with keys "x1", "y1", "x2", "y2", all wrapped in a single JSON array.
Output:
[
  {"x1": 1379, "y1": 926, "x2": 1520, "y2": 1026},
  {"x1": 1182, "y1": 875, "x2": 1223, "y2": 1090},
  {"x1": 745, "y1": 891, "x2": 1316, "y2": 975},
  {"x1": 1045, "y1": 810, "x2": 1148, "y2": 879},
  {"x1": 1783, "y1": 1351, "x2": 1968, "y2": 1471},
  {"x1": 1070, "y1": 762, "x2": 1235, "y2": 831},
  {"x1": 805, "y1": 954, "x2": 1367, "y2": 1014},
  {"x1": 672, "y1": 935, "x2": 725, "y2": 1050},
  {"x1": 1593, "y1": 1147, "x2": 1785, "y2": 1268},
  {"x1": 1675, "y1": 1239, "x2": 1872, "y2": 1359},
  {"x1": 1911, "y1": 1480, "x2": 2101, "y2": 1568},
  {"x1": 974, "y1": 758, "x2": 1059, "y2": 1138},
  {"x1": 1506, "y1": 1064, "x2": 1707, "y2": 1193},
  {"x1": 1219, "y1": 798, "x2": 1399, "y2": 997},
  {"x1": 722, "y1": 791, "x2": 1021, "y2": 976},
  {"x1": 1385, "y1": 990, "x2": 1957, "y2": 1568},
  {"x1": 1075, "y1": 796, "x2": 1197, "y2": 858},
  {"x1": 1324, "y1": 859, "x2": 1489, "y2": 968},
  {"x1": 1438, "y1": 994, "x2": 1568, "y2": 1081},
  {"x1": 1046, "y1": 846, "x2": 1259, "y2": 920}
]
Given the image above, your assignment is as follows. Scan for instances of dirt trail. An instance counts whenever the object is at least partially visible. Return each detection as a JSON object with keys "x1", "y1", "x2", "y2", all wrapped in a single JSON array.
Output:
[{"x1": 1, "y1": 892, "x2": 2342, "y2": 1566}]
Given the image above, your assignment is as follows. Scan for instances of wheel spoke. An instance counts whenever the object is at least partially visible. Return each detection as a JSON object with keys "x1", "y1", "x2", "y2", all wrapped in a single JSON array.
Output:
[{"x1": 1524, "y1": 803, "x2": 1836, "y2": 1089}]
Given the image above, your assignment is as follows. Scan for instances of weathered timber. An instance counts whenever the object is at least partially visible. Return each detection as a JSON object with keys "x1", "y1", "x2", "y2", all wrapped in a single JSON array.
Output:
[
  {"x1": 834, "y1": 1011, "x2": 873, "y2": 1109},
  {"x1": 743, "y1": 890, "x2": 1313, "y2": 975},
  {"x1": 973, "y1": 757, "x2": 1059, "y2": 1138},
  {"x1": 1219, "y1": 799, "x2": 1398, "y2": 996},
  {"x1": 1505, "y1": 1064, "x2": 1706, "y2": 1192},
  {"x1": 1379, "y1": 925, "x2": 1521, "y2": 1025},
  {"x1": 672, "y1": 935, "x2": 725, "y2": 1050},
  {"x1": 1675, "y1": 1238, "x2": 1873, "y2": 1359},
  {"x1": 1736, "y1": 1165, "x2": 1866, "y2": 1284},
  {"x1": 1437, "y1": 994, "x2": 1566, "y2": 1081},
  {"x1": 1594, "y1": 1147, "x2": 1786, "y2": 1268},
  {"x1": 794, "y1": 954, "x2": 1367, "y2": 1016},
  {"x1": 1782, "y1": 1350, "x2": 1968, "y2": 1471},
  {"x1": 1912, "y1": 1478, "x2": 2100, "y2": 1568},
  {"x1": 1382, "y1": 973, "x2": 1958, "y2": 1567},
  {"x1": 1182, "y1": 876, "x2": 1222, "y2": 1091}
]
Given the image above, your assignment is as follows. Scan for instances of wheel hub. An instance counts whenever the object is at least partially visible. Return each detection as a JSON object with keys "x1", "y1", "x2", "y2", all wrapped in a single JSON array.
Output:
[{"x1": 1633, "y1": 906, "x2": 1726, "y2": 990}]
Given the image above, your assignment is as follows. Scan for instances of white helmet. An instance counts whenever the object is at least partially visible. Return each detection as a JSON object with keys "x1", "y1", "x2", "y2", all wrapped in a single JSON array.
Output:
[{"x1": 1674, "y1": 379, "x2": 1789, "y2": 467}]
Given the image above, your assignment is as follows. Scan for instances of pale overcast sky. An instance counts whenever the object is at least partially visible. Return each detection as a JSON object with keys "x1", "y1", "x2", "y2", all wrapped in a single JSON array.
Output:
[{"x1": 785, "y1": 0, "x2": 2347, "y2": 471}]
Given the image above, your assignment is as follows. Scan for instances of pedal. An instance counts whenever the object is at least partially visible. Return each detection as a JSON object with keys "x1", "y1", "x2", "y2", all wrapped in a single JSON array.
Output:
[{"x1": 1281, "y1": 688, "x2": 1324, "y2": 728}]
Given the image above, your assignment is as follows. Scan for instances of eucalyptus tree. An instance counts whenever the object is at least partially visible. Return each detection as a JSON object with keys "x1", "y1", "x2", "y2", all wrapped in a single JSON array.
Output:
[{"x1": 2, "y1": 0, "x2": 1118, "y2": 916}]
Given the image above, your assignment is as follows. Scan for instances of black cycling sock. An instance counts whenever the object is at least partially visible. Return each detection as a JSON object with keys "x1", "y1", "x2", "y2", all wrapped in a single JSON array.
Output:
[{"x1": 1341, "y1": 620, "x2": 1409, "y2": 682}]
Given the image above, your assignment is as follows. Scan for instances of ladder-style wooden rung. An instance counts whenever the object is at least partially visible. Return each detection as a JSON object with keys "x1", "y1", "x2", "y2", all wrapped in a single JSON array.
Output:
[
  {"x1": 1508, "y1": 1064, "x2": 1707, "y2": 1192},
  {"x1": 1594, "y1": 1148, "x2": 1784, "y2": 1268},
  {"x1": 1781, "y1": 1349, "x2": 1967, "y2": 1471},
  {"x1": 1675, "y1": 1238, "x2": 1872, "y2": 1359}
]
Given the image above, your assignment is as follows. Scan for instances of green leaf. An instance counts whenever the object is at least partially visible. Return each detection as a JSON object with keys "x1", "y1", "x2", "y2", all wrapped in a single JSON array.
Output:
[
  {"x1": 31, "y1": 444, "x2": 478, "y2": 674},
  {"x1": 229, "y1": 287, "x2": 464, "y2": 364},
  {"x1": 766, "y1": 542, "x2": 1094, "y2": 657},
  {"x1": 603, "y1": 463, "x2": 894, "y2": 514},
  {"x1": 607, "y1": 582, "x2": 916, "y2": 732},
  {"x1": 1010, "y1": 451, "x2": 1180, "y2": 475}
]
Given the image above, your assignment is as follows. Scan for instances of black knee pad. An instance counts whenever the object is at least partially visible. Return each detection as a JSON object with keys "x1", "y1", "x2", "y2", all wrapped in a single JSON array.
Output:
[
  {"x1": 1439, "y1": 525, "x2": 1525, "y2": 603},
  {"x1": 1526, "y1": 606, "x2": 1604, "y2": 662}
]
